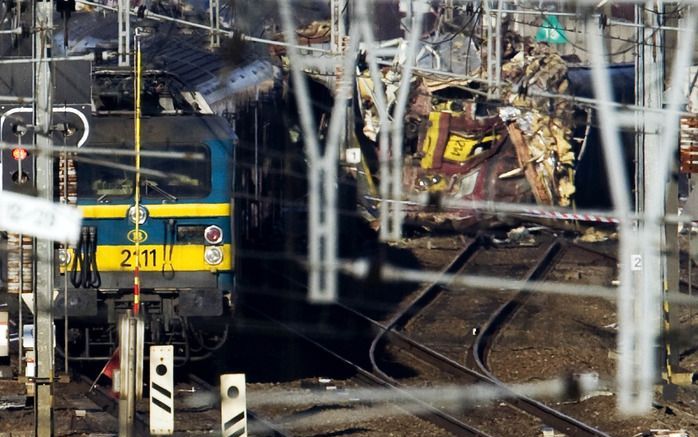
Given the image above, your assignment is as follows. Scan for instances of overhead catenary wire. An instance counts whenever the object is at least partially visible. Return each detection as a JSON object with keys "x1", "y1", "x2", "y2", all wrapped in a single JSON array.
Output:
[
  {"x1": 420, "y1": 5, "x2": 482, "y2": 45},
  {"x1": 228, "y1": 249, "x2": 698, "y2": 309},
  {"x1": 482, "y1": 12, "x2": 661, "y2": 56},
  {"x1": 76, "y1": 0, "x2": 334, "y2": 54},
  {"x1": 8, "y1": 0, "x2": 692, "y2": 380},
  {"x1": 374, "y1": 58, "x2": 693, "y2": 118},
  {"x1": 9, "y1": 2, "x2": 680, "y2": 153},
  {"x1": 0, "y1": 95, "x2": 32, "y2": 102},
  {"x1": 0, "y1": 6, "x2": 677, "y2": 182},
  {"x1": 485, "y1": 7, "x2": 690, "y2": 32}
]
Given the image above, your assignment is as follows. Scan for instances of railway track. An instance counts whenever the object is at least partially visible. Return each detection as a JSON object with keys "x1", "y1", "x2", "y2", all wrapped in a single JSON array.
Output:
[
  {"x1": 369, "y1": 235, "x2": 612, "y2": 437},
  {"x1": 240, "y1": 232, "x2": 616, "y2": 436},
  {"x1": 469, "y1": 241, "x2": 611, "y2": 437},
  {"x1": 241, "y1": 300, "x2": 463, "y2": 436}
]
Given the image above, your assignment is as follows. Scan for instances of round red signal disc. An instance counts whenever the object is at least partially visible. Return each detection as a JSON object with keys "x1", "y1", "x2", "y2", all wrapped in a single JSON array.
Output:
[
  {"x1": 11, "y1": 148, "x2": 28, "y2": 160},
  {"x1": 204, "y1": 225, "x2": 222, "y2": 244}
]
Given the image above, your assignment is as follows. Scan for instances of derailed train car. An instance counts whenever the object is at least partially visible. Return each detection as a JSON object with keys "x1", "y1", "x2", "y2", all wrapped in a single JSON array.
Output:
[
  {"x1": 352, "y1": 40, "x2": 583, "y2": 230},
  {"x1": 269, "y1": 18, "x2": 635, "y2": 233}
]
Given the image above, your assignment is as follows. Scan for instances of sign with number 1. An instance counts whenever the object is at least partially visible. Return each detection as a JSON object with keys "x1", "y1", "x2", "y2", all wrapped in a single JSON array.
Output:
[{"x1": 535, "y1": 16, "x2": 568, "y2": 44}]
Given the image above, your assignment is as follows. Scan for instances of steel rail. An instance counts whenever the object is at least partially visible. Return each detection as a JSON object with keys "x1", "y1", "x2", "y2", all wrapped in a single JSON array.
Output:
[
  {"x1": 468, "y1": 240, "x2": 610, "y2": 437},
  {"x1": 471, "y1": 241, "x2": 566, "y2": 369},
  {"x1": 370, "y1": 238, "x2": 612, "y2": 437},
  {"x1": 381, "y1": 234, "x2": 485, "y2": 330},
  {"x1": 366, "y1": 236, "x2": 499, "y2": 436},
  {"x1": 242, "y1": 301, "x2": 491, "y2": 437},
  {"x1": 79, "y1": 375, "x2": 150, "y2": 437}
]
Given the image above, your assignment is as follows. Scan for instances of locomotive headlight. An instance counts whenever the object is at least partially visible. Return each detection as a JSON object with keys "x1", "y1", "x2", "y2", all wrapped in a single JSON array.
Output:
[
  {"x1": 128, "y1": 205, "x2": 148, "y2": 225},
  {"x1": 204, "y1": 246, "x2": 223, "y2": 265},
  {"x1": 204, "y1": 246, "x2": 223, "y2": 266},
  {"x1": 204, "y1": 225, "x2": 223, "y2": 245},
  {"x1": 57, "y1": 248, "x2": 71, "y2": 266}
]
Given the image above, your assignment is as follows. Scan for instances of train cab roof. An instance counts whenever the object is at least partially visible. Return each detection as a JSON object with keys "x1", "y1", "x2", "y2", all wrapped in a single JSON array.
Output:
[
  {"x1": 0, "y1": 61, "x2": 215, "y2": 117},
  {"x1": 92, "y1": 68, "x2": 214, "y2": 116},
  {"x1": 87, "y1": 112, "x2": 236, "y2": 146}
]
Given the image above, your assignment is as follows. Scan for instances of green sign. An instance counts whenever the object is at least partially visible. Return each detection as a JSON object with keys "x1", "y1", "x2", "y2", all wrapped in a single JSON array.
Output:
[{"x1": 535, "y1": 16, "x2": 567, "y2": 44}]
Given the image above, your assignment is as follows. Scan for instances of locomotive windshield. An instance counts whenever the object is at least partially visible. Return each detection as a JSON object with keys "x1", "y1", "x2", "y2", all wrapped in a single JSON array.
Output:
[{"x1": 75, "y1": 144, "x2": 211, "y2": 200}]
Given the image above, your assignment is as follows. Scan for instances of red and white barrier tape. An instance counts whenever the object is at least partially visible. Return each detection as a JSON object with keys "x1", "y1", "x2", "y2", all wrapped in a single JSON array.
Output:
[
  {"x1": 521, "y1": 209, "x2": 620, "y2": 224},
  {"x1": 366, "y1": 195, "x2": 631, "y2": 225}
]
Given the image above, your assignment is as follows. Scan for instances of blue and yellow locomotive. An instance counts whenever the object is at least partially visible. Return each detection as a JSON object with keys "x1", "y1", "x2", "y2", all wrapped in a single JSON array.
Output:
[
  {"x1": 1, "y1": 65, "x2": 237, "y2": 362},
  {"x1": 65, "y1": 69, "x2": 236, "y2": 360}
]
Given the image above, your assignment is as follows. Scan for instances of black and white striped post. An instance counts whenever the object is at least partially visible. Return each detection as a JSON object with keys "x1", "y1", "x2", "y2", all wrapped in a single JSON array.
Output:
[
  {"x1": 149, "y1": 345, "x2": 174, "y2": 435},
  {"x1": 220, "y1": 374, "x2": 246, "y2": 437}
]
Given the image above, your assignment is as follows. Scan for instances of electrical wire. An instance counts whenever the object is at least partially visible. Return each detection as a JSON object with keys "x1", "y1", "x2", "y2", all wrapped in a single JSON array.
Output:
[
  {"x1": 502, "y1": 14, "x2": 662, "y2": 56},
  {"x1": 419, "y1": 5, "x2": 483, "y2": 46},
  {"x1": 69, "y1": 226, "x2": 101, "y2": 288}
]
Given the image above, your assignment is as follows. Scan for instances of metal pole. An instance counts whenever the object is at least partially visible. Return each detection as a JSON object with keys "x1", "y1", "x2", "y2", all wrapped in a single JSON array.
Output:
[
  {"x1": 387, "y1": 8, "x2": 424, "y2": 241},
  {"x1": 644, "y1": 5, "x2": 696, "y2": 406},
  {"x1": 483, "y1": 0, "x2": 493, "y2": 98},
  {"x1": 118, "y1": 0, "x2": 130, "y2": 66},
  {"x1": 17, "y1": 235, "x2": 23, "y2": 377},
  {"x1": 661, "y1": 5, "x2": 691, "y2": 400},
  {"x1": 494, "y1": 0, "x2": 502, "y2": 99},
  {"x1": 0, "y1": 54, "x2": 95, "y2": 64},
  {"x1": 254, "y1": 90, "x2": 259, "y2": 201},
  {"x1": 279, "y1": 0, "x2": 360, "y2": 302},
  {"x1": 61, "y1": 140, "x2": 69, "y2": 376},
  {"x1": 445, "y1": 0, "x2": 453, "y2": 22},
  {"x1": 33, "y1": 0, "x2": 54, "y2": 434},
  {"x1": 603, "y1": 3, "x2": 612, "y2": 61},
  {"x1": 586, "y1": 16, "x2": 641, "y2": 415},
  {"x1": 639, "y1": 1, "x2": 664, "y2": 404},
  {"x1": 209, "y1": 0, "x2": 220, "y2": 48},
  {"x1": 665, "y1": 158, "x2": 680, "y2": 390},
  {"x1": 118, "y1": 312, "x2": 137, "y2": 437},
  {"x1": 330, "y1": 0, "x2": 346, "y2": 55}
]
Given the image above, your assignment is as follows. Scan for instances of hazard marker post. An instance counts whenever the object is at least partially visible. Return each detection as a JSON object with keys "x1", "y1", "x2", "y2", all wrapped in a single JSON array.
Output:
[
  {"x1": 150, "y1": 345, "x2": 174, "y2": 435},
  {"x1": 220, "y1": 373, "x2": 247, "y2": 437}
]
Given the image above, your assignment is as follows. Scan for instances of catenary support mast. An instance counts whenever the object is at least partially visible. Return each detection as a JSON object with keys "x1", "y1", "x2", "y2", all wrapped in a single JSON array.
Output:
[{"x1": 33, "y1": 0, "x2": 55, "y2": 434}]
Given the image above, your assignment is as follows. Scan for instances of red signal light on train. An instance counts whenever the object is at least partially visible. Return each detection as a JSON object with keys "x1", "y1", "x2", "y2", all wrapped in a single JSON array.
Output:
[
  {"x1": 204, "y1": 225, "x2": 223, "y2": 245},
  {"x1": 11, "y1": 148, "x2": 28, "y2": 161}
]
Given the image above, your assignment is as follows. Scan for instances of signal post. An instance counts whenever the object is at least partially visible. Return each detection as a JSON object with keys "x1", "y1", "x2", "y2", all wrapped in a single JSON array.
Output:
[{"x1": 33, "y1": 0, "x2": 55, "y2": 434}]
